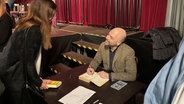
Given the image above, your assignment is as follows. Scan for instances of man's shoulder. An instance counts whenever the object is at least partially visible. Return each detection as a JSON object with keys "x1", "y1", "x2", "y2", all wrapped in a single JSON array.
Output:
[
  {"x1": 120, "y1": 43, "x2": 134, "y2": 52},
  {"x1": 99, "y1": 42, "x2": 106, "y2": 48},
  {"x1": 100, "y1": 42, "x2": 106, "y2": 45}
]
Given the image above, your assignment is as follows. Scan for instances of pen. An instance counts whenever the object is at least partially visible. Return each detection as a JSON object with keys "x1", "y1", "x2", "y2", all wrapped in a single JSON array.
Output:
[{"x1": 93, "y1": 99, "x2": 99, "y2": 104}]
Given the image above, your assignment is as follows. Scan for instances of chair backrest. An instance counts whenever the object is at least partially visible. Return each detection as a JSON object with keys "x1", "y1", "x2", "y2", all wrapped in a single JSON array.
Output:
[{"x1": 145, "y1": 27, "x2": 182, "y2": 60}]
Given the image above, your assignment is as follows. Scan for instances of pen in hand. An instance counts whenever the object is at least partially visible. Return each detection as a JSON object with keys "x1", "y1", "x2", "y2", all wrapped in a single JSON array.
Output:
[{"x1": 87, "y1": 66, "x2": 94, "y2": 75}]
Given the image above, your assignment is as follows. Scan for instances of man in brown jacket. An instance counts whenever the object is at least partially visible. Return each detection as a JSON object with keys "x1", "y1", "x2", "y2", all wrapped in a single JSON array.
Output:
[{"x1": 87, "y1": 27, "x2": 137, "y2": 81}]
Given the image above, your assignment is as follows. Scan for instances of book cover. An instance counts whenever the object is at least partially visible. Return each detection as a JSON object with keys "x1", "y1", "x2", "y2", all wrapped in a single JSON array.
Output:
[
  {"x1": 79, "y1": 72, "x2": 109, "y2": 87},
  {"x1": 47, "y1": 80, "x2": 62, "y2": 88},
  {"x1": 110, "y1": 80, "x2": 127, "y2": 90}
]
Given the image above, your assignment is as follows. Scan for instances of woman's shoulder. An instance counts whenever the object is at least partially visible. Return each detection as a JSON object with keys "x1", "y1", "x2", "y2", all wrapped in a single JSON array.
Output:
[
  {"x1": 28, "y1": 25, "x2": 42, "y2": 39},
  {"x1": 29, "y1": 25, "x2": 40, "y2": 30},
  {"x1": 28, "y1": 25, "x2": 41, "y2": 33}
]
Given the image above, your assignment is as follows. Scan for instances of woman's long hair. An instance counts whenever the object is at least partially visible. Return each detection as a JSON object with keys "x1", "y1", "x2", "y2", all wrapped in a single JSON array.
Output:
[
  {"x1": 0, "y1": 0, "x2": 6, "y2": 17},
  {"x1": 14, "y1": 0, "x2": 57, "y2": 50}
]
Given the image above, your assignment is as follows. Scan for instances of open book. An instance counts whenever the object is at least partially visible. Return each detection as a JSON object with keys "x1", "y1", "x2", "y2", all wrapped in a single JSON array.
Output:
[
  {"x1": 47, "y1": 80, "x2": 62, "y2": 88},
  {"x1": 79, "y1": 72, "x2": 109, "y2": 87}
]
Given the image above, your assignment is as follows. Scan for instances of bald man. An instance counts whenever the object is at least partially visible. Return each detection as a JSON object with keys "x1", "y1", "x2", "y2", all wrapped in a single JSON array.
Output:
[{"x1": 87, "y1": 28, "x2": 137, "y2": 81}]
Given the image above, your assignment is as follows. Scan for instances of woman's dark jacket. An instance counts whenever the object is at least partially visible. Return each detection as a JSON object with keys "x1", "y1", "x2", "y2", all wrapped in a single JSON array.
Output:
[
  {"x1": 1, "y1": 25, "x2": 42, "y2": 91},
  {"x1": 0, "y1": 12, "x2": 14, "y2": 52}
]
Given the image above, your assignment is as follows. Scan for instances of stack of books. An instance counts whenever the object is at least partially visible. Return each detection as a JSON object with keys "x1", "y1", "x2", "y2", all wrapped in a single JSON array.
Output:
[{"x1": 47, "y1": 80, "x2": 62, "y2": 88}]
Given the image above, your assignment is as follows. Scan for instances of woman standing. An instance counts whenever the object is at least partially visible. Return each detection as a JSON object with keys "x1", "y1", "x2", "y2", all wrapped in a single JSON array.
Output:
[
  {"x1": 0, "y1": 0, "x2": 13, "y2": 103},
  {"x1": 0, "y1": 0, "x2": 14, "y2": 52},
  {"x1": 1, "y1": 0, "x2": 57, "y2": 104}
]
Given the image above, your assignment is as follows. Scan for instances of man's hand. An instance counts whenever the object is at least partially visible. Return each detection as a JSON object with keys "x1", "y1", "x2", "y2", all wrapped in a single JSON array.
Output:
[
  {"x1": 87, "y1": 67, "x2": 95, "y2": 75},
  {"x1": 98, "y1": 71, "x2": 109, "y2": 79}
]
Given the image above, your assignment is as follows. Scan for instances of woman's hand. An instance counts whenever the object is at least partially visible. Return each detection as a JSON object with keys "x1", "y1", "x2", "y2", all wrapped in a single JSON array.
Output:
[{"x1": 40, "y1": 79, "x2": 52, "y2": 90}]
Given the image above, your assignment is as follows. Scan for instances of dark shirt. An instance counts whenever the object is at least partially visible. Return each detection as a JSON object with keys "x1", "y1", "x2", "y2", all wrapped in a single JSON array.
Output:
[
  {"x1": 0, "y1": 12, "x2": 14, "y2": 52},
  {"x1": 108, "y1": 47, "x2": 118, "y2": 80}
]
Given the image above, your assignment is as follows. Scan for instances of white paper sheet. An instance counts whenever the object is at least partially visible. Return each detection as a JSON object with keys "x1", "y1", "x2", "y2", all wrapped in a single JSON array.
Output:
[{"x1": 58, "y1": 86, "x2": 96, "y2": 104}]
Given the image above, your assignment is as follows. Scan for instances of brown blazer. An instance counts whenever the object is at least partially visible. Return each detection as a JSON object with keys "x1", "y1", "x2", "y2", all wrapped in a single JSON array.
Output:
[{"x1": 89, "y1": 42, "x2": 137, "y2": 81}]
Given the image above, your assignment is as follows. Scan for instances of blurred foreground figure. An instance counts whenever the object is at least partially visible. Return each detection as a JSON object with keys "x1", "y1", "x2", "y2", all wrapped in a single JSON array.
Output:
[{"x1": 144, "y1": 38, "x2": 184, "y2": 104}]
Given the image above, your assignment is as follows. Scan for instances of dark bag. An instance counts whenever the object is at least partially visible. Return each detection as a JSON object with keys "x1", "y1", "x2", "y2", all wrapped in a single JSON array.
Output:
[
  {"x1": 22, "y1": 85, "x2": 47, "y2": 104},
  {"x1": 22, "y1": 28, "x2": 47, "y2": 104},
  {"x1": 26, "y1": 84, "x2": 44, "y2": 98}
]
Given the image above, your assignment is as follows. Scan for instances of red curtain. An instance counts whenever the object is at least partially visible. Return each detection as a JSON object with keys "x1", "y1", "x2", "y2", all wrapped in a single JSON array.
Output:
[
  {"x1": 56, "y1": 0, "x2": 83, "y2": 24},
  {"x1": 84, "y1": 0, "x2": 142, "y2": 28},
  {"x1": 140, "y1": 0, "x2": 168, "y2": 32},
  {"x1": 16, "y1": 0, "x2": 168, "y2": 32},
  {"x1": 56, "y1": 0, "x2": 67, "y2": 23},
  {"x1": 68, "y1": 0, "x2": 83, "y2": 24},
  {"x1": 85, "y1": 0, "x2": 112, "y2": 26}
]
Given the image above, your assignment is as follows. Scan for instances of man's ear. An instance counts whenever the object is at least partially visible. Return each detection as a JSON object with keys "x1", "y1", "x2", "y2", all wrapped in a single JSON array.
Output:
[{"x1": 117, "y1": 40, "x2": 122, "y2": 46}]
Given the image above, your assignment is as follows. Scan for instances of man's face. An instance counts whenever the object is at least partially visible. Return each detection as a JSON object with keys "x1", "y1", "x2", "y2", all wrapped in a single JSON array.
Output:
[{"x1": 105, "y1": 31, "x2": 118, "y2": 47}]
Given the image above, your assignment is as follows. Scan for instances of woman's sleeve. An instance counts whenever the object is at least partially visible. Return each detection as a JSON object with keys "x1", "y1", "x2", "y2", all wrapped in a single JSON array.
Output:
[{"x1": 26, "y1": 26, "x2": 42, "y2": 87}]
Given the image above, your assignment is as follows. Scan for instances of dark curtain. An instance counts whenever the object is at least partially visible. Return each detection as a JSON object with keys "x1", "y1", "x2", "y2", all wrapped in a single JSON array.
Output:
[{"x1": 116, "y1": 0, "x2": 142, "y2": 28}]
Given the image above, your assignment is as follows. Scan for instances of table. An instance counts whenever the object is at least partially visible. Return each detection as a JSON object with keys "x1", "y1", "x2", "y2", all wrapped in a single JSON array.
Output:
[
  {"x1": 41, "y1": 30, "x2": 81, "y2": 77},
  {"x1": 44, "y1": 64, "x2": 146, "y2": 104}
]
